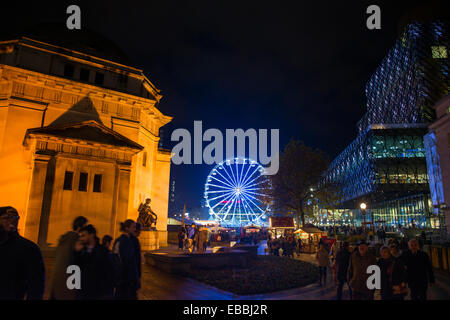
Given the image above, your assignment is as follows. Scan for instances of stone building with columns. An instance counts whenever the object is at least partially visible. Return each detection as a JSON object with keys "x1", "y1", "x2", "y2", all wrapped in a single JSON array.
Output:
[{"x1": 0, "y1": 26, "x2": 172, "y2": 248}]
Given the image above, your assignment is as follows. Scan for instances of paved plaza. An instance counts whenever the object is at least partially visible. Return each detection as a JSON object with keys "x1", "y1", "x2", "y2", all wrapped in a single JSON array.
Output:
[{"x1": 42, "y1": 241, "x2": 450, "y2": 300}]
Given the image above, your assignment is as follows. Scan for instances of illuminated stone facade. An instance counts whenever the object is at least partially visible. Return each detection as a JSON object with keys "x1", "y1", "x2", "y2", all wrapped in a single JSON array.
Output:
[
  {"x1": 0, "y1": 34, "x2": 172, "y2": 247},
  {"x1": 427, "y1": 94, "x2": 450, "y2": 237}
]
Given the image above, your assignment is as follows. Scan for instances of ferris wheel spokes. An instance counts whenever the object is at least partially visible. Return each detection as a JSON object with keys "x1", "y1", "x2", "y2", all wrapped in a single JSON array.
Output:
[
  {"x1": 213, "y1": 169, "x2": 236, "y2": 190},
  {"x1": 222, "y1": 193, "x2": 239, "y2": 221},
  {"x1": 210, "y1": 191, "x2": 236, "y2": 211},
  {"x1": 208, "y1": 174, "x2": 234, "y2": 189},
  {"x1": 242, "y1": 192, "x2": 265, "y2": 214},
  {"x1": 240, "y1": 165, "x2": 261, "y2": 190},
  {"x1": 204, "y1": 158, "x2": 268, "y2": 227},
  {"x1": 205, "y1": 183, "x2": 236, "y2": 190},
  {"x1": 206, "y1": 190, "x2": 235, "y2": 203},
  {"x1": 222, "y1": 163, "x2": 238, "y2": 188}
]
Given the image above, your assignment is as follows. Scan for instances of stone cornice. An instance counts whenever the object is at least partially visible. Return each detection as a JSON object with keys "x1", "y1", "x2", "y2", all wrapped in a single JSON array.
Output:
[
  {"x1": 1, "y1": 64, "x2": 172, "y2": 128},
  {"x1": 24, "y1": 133, "x2": 140, "y2": 165},
  {"x1": 157, "y1": 148, "x2": 173, "y2": 161},
  {"x1": 1, "y1": 64, "x2": 157, "y2": 106}
]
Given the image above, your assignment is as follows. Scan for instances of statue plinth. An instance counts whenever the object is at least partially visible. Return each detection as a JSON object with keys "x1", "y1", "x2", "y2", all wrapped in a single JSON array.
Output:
[{"x1": 140, "y1": 230, "x2": 159, "y2": 251}]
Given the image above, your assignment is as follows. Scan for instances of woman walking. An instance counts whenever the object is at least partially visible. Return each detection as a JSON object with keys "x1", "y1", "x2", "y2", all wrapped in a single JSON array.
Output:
[
  {"x1": 316, "y1": 243, "x2": 330, "y2": 286},
  {"x1": 113, "y1": 219, "x2": 139, "y2": 300}
]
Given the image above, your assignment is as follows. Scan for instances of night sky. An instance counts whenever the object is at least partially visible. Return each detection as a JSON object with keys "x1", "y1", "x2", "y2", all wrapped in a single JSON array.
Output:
[{"x1": 2, "y1": 0, "x2": 446, "y2": 215}]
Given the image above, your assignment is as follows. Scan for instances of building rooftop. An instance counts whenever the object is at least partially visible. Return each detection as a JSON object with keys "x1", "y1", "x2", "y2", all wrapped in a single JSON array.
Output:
[{"x1": 2, "y1": 23, "x2": 133, "y2": 66}]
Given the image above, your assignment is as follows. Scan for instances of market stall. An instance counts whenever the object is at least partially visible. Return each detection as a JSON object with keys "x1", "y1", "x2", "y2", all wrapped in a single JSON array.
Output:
[
  {"x1": 294, "y1": 224, "x2": 327, "y2": 253},
  {"x1": 268, "y1": 217, "x2": 295, "y2": 238}
]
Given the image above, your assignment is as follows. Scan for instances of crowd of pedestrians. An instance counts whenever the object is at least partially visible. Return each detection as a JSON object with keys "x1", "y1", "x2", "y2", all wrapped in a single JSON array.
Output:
[
  {"x1": 177, "y1": 223, "x2": 209, "y2": 253},
  {"x1": 177, "y1": 225, "x2": 265, "y2": 253},
  {"x1": 328, "y1": 238, "x2": 434, "y2": 300},
  {"x1": 0, "y1": 205, "x2": 440, "y2": 301},
  {"x1": 267, "y1": 235, "x2": 301, "y2": 257},
  {"x1": 0, "y1": 206, "x2": 144, "y2": 300}
]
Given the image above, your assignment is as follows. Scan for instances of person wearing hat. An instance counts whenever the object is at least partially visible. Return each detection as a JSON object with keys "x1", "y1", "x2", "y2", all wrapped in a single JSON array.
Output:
[
  {"x1": 0, "y1": 206, "x2": 45, "y2": 300},
  {"x1": 347, "y1": 240, "x2": 377, "y2": 300}
]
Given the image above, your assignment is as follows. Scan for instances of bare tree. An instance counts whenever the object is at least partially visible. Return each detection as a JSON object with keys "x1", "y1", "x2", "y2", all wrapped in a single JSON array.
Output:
[
  {"x1": 268, "y1": 140, "x2": 328, "y2": 226},
  {"x1": 314, "y1": 181, "x2": 345, "y2": 234}
]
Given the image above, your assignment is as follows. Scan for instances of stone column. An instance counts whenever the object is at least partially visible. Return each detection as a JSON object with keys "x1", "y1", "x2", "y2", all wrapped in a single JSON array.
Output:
[
  {"x1": 24, "y1": 154, "x2": 51, "y2": 244},
  {"x1": 37, "y1": 155, "x2": 56, "y2": 247},
  {"x1": 112, "y1": 164, "x2": 132, "y2": 238}
]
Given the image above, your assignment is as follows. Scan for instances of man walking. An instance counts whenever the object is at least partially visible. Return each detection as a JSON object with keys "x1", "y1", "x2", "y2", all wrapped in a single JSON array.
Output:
[
  {"x1": 0, "y1": 206, "x2": 45, "y2": 300},
  {"x1": 401, "y1": 239, "x2": 434, "y2": 300},
  {"x1": 113, "y1": 219, "x2": 139, "y2": 300},
  {"x1": 348, "y1": 241, "x2": 377, "y2": 300},
  {"x1": 76, "y1": 224, "x2": 115, "y2": 299}
]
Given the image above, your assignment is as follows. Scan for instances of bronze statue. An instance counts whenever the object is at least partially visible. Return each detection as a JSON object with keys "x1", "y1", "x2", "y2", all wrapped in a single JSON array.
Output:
[{"x1": 137, "y1": 198, "x2": 157, "y2": 230}]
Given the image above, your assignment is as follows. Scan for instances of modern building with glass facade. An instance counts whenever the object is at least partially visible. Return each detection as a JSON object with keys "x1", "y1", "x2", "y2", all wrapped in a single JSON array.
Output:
[{"x1": 323, "y1": 20, "x2": 449, "y2": 230}]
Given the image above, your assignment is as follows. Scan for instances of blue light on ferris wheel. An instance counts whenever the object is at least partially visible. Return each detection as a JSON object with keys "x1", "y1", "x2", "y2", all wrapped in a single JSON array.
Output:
[{"x1": 203, "y1": 158, "x2": 269, "y2": 227}]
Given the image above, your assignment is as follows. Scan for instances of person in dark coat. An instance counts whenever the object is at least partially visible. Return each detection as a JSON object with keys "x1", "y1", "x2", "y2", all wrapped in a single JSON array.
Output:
[
  {"x1": 131, "y1": 222, "x2": 142, "y2": 290},
  {"x1": 49, "y1": 216, "x2": 88, "y2": 300},
  {"x1": 378, "y1": 246, "x2": 407, "y2": 300},
  {"x1": 75, "y1": 225, "x2": 115, "y2": 300},
  {"x1": 400, "y1": 239, "x2": 435, "y2": 300},
  {"x1": 333, "y1": 241, "x2": 352, "y2": 300},
  {"x1": 297, "y1": 238, "x2": 302, "y2": 254},
  {"x1": 285, "y1": 236, "x2": 295, "y2": 258},
  {"x1": 178, "y1": 227, "x2": 185, "y2": 250},
  {"x1": 113, "y1": 219, "x2": 139, "y2": 300},
  {"x1": 0, "y1": 206, "x2": 45, "y2": 300},
  {"x1": 348, "y1": 241, "x2": 377, "y2": 300}
]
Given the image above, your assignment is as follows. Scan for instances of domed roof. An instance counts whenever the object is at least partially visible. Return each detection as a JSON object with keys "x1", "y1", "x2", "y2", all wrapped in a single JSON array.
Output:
[{"x1": 6, "y1": 23, "x2": 133, "y2": 66}]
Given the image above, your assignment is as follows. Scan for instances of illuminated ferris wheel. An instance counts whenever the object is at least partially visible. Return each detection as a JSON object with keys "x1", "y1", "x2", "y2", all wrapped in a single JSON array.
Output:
[{"x1": 204, "y1": 158, "x2": 269, "y2": 227}]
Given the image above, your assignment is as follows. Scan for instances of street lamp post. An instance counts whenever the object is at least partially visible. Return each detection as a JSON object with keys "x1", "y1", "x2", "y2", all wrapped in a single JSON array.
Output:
[{"x1": 360, "y1": 202, "x2": 367, "y2": 235}]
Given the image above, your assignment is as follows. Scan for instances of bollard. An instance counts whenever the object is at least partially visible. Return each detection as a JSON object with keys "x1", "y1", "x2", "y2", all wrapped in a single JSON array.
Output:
[
  {"x1": 447, "y1": 247, "x2": 450, "y2": 273},
  {"x1": 442, "y1": 247, "x2": 448, "y2": 271},
  {"x1": 431, "y1": 246, "x2": 441, "y2": 269}
]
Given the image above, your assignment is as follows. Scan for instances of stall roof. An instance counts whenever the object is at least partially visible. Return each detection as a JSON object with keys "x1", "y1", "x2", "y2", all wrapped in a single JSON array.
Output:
[
  {"x1": 244, "y1": 224, "x2": 262, "y2": 229},
  {"x1": 294, "y1": 225, "x2": 324, "y2": 234},
  {"x1": 269, "y1": 217, "x2": 295, "y2": 228}
]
